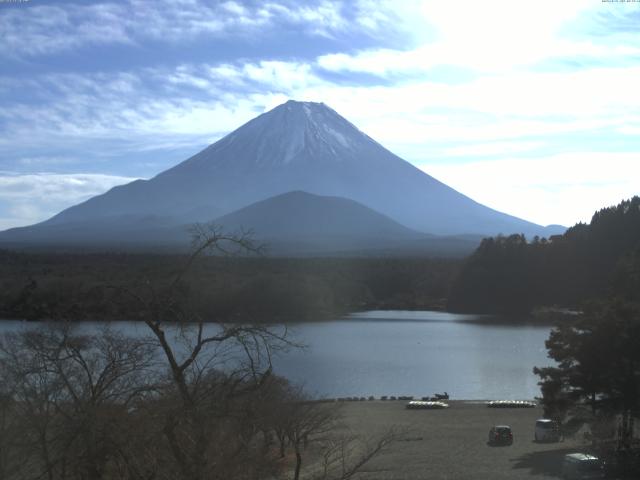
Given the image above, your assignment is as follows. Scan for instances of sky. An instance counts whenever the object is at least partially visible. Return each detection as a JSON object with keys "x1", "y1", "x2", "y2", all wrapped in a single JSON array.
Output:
[{"x1": 0, "y1": 0, "x2": 639, "y2": 231}]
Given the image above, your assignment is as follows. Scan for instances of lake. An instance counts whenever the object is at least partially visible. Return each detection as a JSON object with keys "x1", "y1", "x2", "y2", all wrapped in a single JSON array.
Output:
[{"x1": 0, "y1": 310, "x2": 553, "y2": 400}]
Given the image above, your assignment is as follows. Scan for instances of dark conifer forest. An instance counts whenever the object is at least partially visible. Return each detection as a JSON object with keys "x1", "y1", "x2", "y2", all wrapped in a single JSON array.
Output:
[
  {"x1": 0, "y1": 253, "x2": 458, "y2": 322},
  {"x1": 448, "y1": 196, "x2": 640, "y2": 314},
  {"x1": 1, "y1": 196, "x2": 639, "y2": 322}
]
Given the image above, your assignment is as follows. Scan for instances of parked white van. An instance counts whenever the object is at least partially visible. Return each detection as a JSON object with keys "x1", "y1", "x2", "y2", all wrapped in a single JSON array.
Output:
[
  {"x1": 562, "y1": 453, "x2": 604, "y2": 479},
  {"x1": 535, "y1": 418, "x2": 561, "y2": 442}
]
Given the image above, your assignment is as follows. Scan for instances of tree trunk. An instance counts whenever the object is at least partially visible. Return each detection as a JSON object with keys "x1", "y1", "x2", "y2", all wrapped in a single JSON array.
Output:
[
  {"x1": 262, "y1": 430, "x2": 272, "y2": 453},
  {"x1": 294, "y1": 449, "x2": 302, "y2": 480},
  {"x1": 277, "y1": 432, "x2": 286, "y2": 458}
]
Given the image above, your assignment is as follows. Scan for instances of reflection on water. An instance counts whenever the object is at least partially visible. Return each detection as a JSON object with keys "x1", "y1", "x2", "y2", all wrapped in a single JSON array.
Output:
[
  {"x1": 0, "y1": 311, "x2": 552, "y2": 400},
  {"x1": 274, "y1": 311, "x2": 552, "y2": 400}
]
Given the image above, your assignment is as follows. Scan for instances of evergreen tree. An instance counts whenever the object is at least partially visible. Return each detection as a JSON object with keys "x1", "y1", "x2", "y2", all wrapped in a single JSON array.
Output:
[{"x1": 534, "y1": 300, "x2": 640, "y2": 446}]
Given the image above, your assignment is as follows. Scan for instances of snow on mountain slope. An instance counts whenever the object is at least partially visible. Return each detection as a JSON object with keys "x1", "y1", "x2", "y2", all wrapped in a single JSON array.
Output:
[{"x1": 3, "y1": 100, "x2": 557, "y2": 241}]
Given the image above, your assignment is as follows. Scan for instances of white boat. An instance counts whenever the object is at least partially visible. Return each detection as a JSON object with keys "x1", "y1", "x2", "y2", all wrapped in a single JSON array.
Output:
[
  {"x1": 487, "y1": 400, "x2": 536, "y2": 408},
  {"x1": 406, "y1": 400, "x2": 449, "y2": 410}
]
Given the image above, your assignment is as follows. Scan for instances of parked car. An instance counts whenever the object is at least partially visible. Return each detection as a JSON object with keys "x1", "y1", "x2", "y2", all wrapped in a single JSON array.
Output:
[
  {"x1": 488, "y1": 425, "x2": 513, "y2": 445},
  {"x1": 535, "y1": 418, "x2": 561, "y2": 442},
  {"x1": 562, "y1": 453, "x2": 605, "y2": 479}
]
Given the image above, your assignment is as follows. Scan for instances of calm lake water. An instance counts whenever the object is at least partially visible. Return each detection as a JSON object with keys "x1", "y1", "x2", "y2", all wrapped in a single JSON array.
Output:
[{"x1": 0, "y1": 311, "x2": 553, "y2": 400}]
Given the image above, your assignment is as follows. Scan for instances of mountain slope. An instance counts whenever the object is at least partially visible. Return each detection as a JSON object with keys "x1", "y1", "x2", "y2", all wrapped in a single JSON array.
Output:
[
  {"x1": 0, "y1": 214, "x2": 187, "y2": 249},
  {"x1": 0, "y1": 191, "x2": 481, "y2": 256},
  {"x1": 1, "y1": 100, "x2": 560, "y2": 249},
  {"x1": 214, "y1": 190, "x2": 422, "y2": 239},
  {"x1": 211, "y1": 190, "x2": 428, "y2": 254}
]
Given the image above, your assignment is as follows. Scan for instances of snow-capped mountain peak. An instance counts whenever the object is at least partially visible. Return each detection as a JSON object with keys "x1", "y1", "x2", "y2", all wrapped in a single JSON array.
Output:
[
  {"x1": 18, "y1": 99, "x2": 552, "y2": 239},
  {"x1": 174, "y1": 100, "x2": 374, "y2": 171}
]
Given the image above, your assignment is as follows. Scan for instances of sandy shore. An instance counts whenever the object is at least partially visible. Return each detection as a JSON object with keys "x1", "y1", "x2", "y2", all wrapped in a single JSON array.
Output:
[{"x1": 332, "y1": 400, "x2": 592, "y2": 480}]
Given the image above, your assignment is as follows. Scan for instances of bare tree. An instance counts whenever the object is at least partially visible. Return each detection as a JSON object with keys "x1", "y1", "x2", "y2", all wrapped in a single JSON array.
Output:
[
  {"x1": 110, "y1": 223, "x2": 294, "y2": 480},
  {"x1": 0, "y1": 223, "x2": 402, "y2": 480},
  {"x1": 259, "y1": 381, "x2": 404, "y2": 480},
  {"x1": 0, "y1": 373, "x2": 22, "y2": 480},
  {"x1": 0, "y1": 324, "x2": 158, "y2": 480},
  {"x1": 290, "y1": 402, "x2": 339, "y2": 480},
  {"x1": 312, "y1": 427, "x2": 404, "y2": 480}
]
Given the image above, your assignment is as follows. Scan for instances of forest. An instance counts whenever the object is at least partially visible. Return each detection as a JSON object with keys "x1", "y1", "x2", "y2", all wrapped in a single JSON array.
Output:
[
  {"x1": 0, "y1": 247, "x2": 459, "y2": 323},
  {"x1": 448, "y1": 196, "x2": 640, "y2": 314},
  {"x1": 510, "y1": 198, "x2": 640, "y2": 476},
  {"x1": 2, "y1": 197, "x2": 639, "y2": 323}
]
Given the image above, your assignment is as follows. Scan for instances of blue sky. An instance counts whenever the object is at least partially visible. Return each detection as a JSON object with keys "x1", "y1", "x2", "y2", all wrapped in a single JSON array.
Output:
[{"x1": 0, "y1": 0, "x2": 639, "y2": 230}]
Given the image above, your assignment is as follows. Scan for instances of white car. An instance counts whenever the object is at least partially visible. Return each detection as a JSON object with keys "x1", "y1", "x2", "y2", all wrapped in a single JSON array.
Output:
[
  {"x1": 562, "y1": 453, "x2": 604, "y2": 479},
  {"x1": 535, "y1": 418, "x2": 561, "y2": 442}
]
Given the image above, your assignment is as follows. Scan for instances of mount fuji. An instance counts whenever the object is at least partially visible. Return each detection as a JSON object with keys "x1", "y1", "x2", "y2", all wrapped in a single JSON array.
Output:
[{"x1": 0, "y1": 100, "x2": 563, "y2": 253}]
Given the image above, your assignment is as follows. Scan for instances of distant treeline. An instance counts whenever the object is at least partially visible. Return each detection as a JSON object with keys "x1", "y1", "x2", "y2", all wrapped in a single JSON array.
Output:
[
  {"x1": 0, "y1": 251, "x2": 460, "y2": 322},
  {"x1": 448, "y1": 196, "x2": 640, "y2": 313},
  {"x1": 4, "y1": 197, "x2": 638, "y2": 322}
]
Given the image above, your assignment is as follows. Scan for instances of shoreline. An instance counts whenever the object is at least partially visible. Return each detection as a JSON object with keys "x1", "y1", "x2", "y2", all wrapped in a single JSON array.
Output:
[
  {"x1": 0, "y1": 307, "x2": 568, "y2": 326},
  {"x1": 311, "y1": 397, "x2": 539, "y2": 404}
]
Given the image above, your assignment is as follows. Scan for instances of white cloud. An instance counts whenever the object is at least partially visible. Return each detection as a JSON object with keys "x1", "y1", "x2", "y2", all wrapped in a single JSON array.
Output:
[
  {"x1": 441, "y1": 141, "x2": 544, "y2": 158},
  {"x1": 1, "y1": 3, "x2": 132, "y2": 57},
  {"x1": 255, "y1": 67, "x2": 638, "y2": 156},
  {"x1": 316, "y1": 0, "x2": 640, "y2": 77},
  {"x1": 4, "y1": 1, "x2": 638, "y2": 156},
  {"x1": 17, "y1": 156, "x2": 81, "y2": 167},
  {"x1": 269, "y1": 0, "x2": 346, "y2": 37},
  {"x1": 0, "y1": 61, "x2": 322, "y2": 148},
  {"x1": 0, "y1": 0, "x2": 359, "y2": 58},
  {"x1": 0, "y1": 173, "x2": 138, "y2": 230},
  {"x1": 244, "y1": 61, "x2": 315, "y2": 90},
  {"x1": 317, "y1": 39, "x2": 640, "y2": 78},
  {"x1": 416, "y1": 0, "x2": 596, "y2": 70},
  {"x1": 422, "y1": 153, "x2": 640, "y2": 227}
]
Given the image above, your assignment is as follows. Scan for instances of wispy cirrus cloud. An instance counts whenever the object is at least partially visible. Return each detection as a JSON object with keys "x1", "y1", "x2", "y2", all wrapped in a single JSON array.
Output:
[
  {"x1": 2, "y1": 56, "x2": 640, "y2": 175},
  {"x1": 1, "y1": 2, "x2": 132, "y2": 57},
  {"x1": 590, "y1": 6, "x2": 640, "y2": 35},
  {"x1": 0, "y1": 0, "x2": 405, "y2": 59}
]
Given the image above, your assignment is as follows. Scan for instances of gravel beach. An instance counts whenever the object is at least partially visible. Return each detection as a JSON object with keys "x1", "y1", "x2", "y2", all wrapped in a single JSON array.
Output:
[{"x1": 333, "y1": 400, "x2": 591, "y2": 480}]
